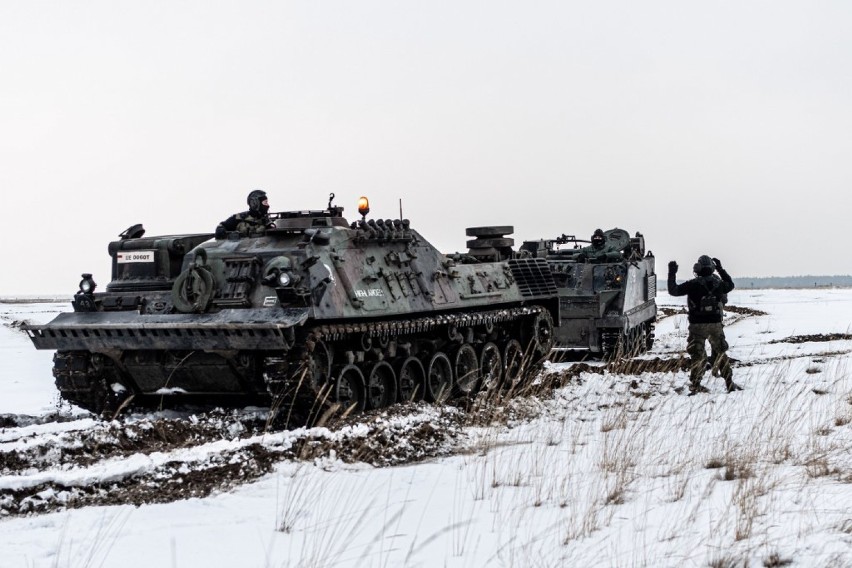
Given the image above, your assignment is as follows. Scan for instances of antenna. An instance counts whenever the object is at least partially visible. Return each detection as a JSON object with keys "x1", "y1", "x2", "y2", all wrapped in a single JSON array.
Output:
[{"x1": 399, "y1": 198, "x2": 403, "y2": 219}]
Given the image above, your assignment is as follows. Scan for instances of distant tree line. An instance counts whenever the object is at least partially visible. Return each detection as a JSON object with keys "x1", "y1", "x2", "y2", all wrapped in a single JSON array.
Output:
[{"x1": 732, "y1": 275, "x2": 852, "y2": 289}]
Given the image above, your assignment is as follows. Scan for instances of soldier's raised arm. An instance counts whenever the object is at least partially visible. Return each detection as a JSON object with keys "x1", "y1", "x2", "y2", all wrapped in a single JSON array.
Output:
[
  {"x1": 713, "y1": 257, "x2": 735, "y2": 293},
  {"x1": 667, "y1": 260, "x2": 688, "y2": 296}
]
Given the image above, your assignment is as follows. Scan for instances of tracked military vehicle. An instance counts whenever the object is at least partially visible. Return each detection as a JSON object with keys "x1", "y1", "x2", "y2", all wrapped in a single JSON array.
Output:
[
  {"x1": 24, "y1": 196, "x2": 558, "y2": 416},
  {"x1": 520, "y1": 228, "x2": 657, "y2": 357}
]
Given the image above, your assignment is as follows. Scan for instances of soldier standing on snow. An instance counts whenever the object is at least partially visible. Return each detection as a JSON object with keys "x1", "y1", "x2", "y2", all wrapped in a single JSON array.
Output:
[
  {"x1": 667, "y1": 255, "x2": 742, "y2": 394},
  {"x1": 215, "y1": 189, "x2": 274, "y2": 239}
]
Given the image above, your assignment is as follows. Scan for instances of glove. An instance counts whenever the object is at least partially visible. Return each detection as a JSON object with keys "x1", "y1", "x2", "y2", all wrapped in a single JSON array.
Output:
[
  {"x1": 712, "y1": 257, "x2": 723, "y2": 270},
  {"x1": 215, "y1": 225, "x2": 226, "y2": 240},
  {"x1": 668, "y1": 260, "x2": 678, "y2": 273}
]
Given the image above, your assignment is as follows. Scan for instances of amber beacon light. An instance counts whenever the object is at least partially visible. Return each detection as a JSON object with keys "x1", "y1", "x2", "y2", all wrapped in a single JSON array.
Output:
[{"x1": 357, "y1": 196, "x2": 370, "y2": 218}]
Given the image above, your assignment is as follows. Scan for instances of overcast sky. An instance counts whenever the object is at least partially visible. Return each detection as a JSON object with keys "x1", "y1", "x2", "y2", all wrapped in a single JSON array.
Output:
[{"x1": 1, "y1": 1, "x2": 850, "y2": 296}]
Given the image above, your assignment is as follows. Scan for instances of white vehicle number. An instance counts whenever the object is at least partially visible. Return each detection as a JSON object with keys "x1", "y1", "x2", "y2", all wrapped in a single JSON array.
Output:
[
  {"x1": 355, "y1": 288, "x2": 384, "y2": 298},
  {"x1": 116, "y1": 251, "x2": 155, "y2": 263}
]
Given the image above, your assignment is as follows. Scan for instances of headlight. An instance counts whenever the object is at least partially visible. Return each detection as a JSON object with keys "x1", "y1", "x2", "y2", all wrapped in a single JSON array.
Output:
[
  {"x1": 79, "y1": 273, "x2": 96, "y2": 294},
  {"x1": 278, "y1": 271, "x2": 291, "y2": 287}
]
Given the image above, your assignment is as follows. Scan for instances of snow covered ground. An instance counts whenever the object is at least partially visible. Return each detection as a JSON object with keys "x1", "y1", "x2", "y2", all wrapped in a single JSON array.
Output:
[{"x1": 1, "y1": 289, "x2": 851, "y2": 568}]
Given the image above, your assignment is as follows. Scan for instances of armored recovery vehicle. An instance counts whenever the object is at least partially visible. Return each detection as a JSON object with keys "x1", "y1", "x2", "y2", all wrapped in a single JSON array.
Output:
[
  {"x1": 24, "y1": 197, "x2": 558, "y2": 416},
  {"x1": 520, "y1": 228, "x2": 657, "y2": 357}
]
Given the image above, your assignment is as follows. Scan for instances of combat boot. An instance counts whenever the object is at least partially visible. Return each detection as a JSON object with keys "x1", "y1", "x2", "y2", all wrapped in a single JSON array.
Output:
[
  {"x1": 726, "y1": 381, "x2": 743, "y2": 393},
  {"x1": 688, "y1": 382, "x2": 710, "y2": 395},
  {"x1": 707, "y1": 354, "x2": 719, "y2": 376}
]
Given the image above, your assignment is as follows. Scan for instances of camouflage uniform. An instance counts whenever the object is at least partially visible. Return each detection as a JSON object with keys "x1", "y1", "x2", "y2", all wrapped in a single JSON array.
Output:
[
  {"x1": 667, "y1": 257, "x2": 738, "y2": 393},
  {"x1": 217, "y1": 211, "x2": 270, "y2": 238},
  {"x1": 686, "y1": 322, "x2": 732, "y2": 385}
]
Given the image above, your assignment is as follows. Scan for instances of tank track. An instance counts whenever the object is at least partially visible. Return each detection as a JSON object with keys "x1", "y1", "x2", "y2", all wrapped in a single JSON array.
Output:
[
  {"x1": 268, "y1": 305, "x2": 552, "y2": 415},
  {"x1": 311, "y1": 305, "x2": 542, "y2": 341},
  {"x1": 51, "y1": 305, "x2": 551, "y2": 417},
  {"x1": 600, "y1": 321, "x2": 654, "y2": 359},
  {"x1": 52, "y1": 351, "x2": 113, "y2": 415}
]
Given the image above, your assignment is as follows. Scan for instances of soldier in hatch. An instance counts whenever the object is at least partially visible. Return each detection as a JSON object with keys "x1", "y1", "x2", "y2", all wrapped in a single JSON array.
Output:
[
  {"x1": 667, "y1": 255, "x2": 741, "y2": 394},
  {"x1": 215, "y1": 189, "x2": 274, "y2": 239},
  {"x1": 575, "y1": 229, "x2": 624, "y2": 263}
]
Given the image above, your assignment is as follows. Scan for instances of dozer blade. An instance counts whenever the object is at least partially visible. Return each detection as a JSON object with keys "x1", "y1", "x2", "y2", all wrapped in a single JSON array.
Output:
[{"x1": 22, "y1": 308, "x2": 310, "y2": 351}]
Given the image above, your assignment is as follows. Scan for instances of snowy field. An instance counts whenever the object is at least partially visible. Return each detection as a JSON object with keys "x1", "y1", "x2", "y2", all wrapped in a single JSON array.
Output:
[{"x1": 1, "y1": 289, "x2": 851, "y2": 568}]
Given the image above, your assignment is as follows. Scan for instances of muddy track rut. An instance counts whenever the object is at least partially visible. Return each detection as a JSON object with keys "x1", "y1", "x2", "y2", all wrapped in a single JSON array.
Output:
[{"x1": 0, "y1": 407, "x2": 464, "y2": 518}]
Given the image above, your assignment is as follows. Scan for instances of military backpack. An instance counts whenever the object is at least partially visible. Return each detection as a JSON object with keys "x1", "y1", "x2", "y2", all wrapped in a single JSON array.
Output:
[{"x1": 697, "y1": 278, "x2": 723, "y2": 316}]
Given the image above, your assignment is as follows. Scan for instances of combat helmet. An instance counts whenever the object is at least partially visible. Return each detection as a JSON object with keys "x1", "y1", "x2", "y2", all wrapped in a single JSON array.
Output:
[
  {"x1": 693, "y1": 255, "x2": 715, "y2": 276},
  {"x1": 247, "y1": 189, "x2": 269, "y2": 216}
]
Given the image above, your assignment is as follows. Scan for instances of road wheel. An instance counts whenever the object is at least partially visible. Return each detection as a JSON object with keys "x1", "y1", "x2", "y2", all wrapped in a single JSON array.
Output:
[
  {"x1": 425, "y1": 352, "x2": 452, "y2": 403},
  {"x1": 305, "y1": 339, "x2": 331, "y2": 391},
  {"x1": 524, "y1": 310, "x2": 554, "y2": 359},
  {"x1": 479, "y1": 342, "x2": 503, "y2": 391},
  {"x1": 502, "y1": 339, "x2": 524, "y2": 387},
  {"x1": 396, "y1": 356, "x2": 425, "y2": 402},
  {"x1": 364, "y1": 361, "x2": 397, "y2": 410},
  {"x1": 333, "y1": 364, "x2": 365, "y2": 414},
  {"x1": 453, "y1": 344, "x2": 481, "y2": 395}
]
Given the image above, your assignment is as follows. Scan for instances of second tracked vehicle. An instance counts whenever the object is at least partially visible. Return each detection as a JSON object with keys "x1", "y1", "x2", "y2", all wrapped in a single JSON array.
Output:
[
  {"x1": 520, "y1": 228, "x2": 657, "y2": 357},
  {"x1": 24, "y1": 196, "x2": 559, "y2": 417}
]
